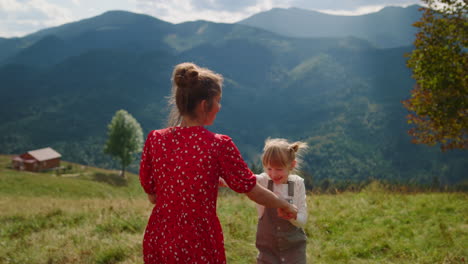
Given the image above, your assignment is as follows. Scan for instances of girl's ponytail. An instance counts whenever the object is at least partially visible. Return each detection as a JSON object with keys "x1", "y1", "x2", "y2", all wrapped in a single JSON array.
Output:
[{"x1": 290, "y1": 142, "x2": 308, "y2": 154}]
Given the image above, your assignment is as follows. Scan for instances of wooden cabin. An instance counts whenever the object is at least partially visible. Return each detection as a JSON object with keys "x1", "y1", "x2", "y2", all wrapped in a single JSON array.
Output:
[{"x1": 12, "y1": 147, "x2": 62, "y2": 172}]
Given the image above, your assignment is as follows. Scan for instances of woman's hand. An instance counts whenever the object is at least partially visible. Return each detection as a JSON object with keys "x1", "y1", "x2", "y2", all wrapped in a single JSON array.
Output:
[
  {"x1": 278, "y1": 204, "x2": 298, "y2": 220},
  {"x1": 246, "y1": 184, "x2": 298, "y2": 220},
  {"x1": 147, "y1": 194, "x2": 157, "y2": 204}
]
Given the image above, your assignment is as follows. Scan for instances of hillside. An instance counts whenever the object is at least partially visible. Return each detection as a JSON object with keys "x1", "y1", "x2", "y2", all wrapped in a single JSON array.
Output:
[
  {"x1": 238, "y1": 5, "x2": 422, "y2": 48},
  {"x1": 0, "y1": 10, "x2": 467, "y2": 187},
  {"x1": 0, "y1": 157, "x2": 466, "y2": 263},
  {"x1": 0, "y1": 155, "x2": 143, "y2": 198}
]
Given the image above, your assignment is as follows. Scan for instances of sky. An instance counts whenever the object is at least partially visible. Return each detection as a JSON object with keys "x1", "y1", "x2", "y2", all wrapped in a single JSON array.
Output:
[{"x1": 0, "y1": 0, "x2": 423, "y2": 38}]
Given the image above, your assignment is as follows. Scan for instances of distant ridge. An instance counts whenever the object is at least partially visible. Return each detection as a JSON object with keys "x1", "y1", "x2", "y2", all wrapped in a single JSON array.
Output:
[
  {"x1": 27, "y1": 10, "x2": 174, "y2": 41},
  {"x1": 0, "y1": 10, "x2": 176, "y2": 66},
  {"x1": 238, "y1": 5, "x2": 422, "y2": 48}
]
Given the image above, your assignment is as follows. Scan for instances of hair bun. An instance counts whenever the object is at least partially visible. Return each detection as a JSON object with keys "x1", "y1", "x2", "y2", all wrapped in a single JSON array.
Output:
[{"x1": 174, "y1": 63, "x2": 199, "y2": 88}]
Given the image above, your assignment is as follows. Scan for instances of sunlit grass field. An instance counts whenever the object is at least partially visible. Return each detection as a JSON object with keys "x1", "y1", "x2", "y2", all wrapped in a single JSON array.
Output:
[{"x1": 0, "y1": 155, "x2": 466, "y2": 263}]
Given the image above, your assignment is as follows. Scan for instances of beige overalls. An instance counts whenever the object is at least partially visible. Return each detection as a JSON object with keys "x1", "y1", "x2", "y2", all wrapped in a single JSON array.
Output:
[{"x1": 256, "y1": 180, "x2": 307, "y2": 264}]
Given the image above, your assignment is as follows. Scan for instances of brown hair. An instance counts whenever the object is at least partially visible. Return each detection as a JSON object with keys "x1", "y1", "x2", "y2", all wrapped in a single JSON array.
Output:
[
  {"x1": 262, "y1": 138, "x2": 308, "y2": 173},
  {"x1": 167, "y1": 62, "x2": 223, "y2": 126}
]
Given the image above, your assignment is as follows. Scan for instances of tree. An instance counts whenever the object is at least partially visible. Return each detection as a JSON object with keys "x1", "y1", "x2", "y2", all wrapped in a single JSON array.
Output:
[
  {"x1": 403, "y1": 0, "x2": 467, "y2": 151},
  {"x1": 104, "y1": 109, "x2": 143, "y2": 178}
]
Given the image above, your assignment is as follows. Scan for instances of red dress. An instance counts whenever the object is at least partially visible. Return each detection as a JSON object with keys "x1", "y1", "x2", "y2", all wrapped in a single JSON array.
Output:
[{"x1": 139, "y1": 126, "x2": 256, "y2": 264}]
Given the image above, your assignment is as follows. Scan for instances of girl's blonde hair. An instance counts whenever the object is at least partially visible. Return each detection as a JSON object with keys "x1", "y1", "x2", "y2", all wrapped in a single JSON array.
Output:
[
  {"x1": 262, "y1": 138, "x2": 308, "y2": 173},
  {"x1": 167, "y1": 62, "x2": 223, "y2": 127}
]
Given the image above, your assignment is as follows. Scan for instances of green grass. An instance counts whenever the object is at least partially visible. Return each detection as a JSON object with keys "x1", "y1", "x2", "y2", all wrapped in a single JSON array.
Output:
[
  {"x1": 307, "y1": 186, "x2": 467, "y2": 264},
  {"x1": 0, "y1": 155, "x2": 466, "y2": 263}
]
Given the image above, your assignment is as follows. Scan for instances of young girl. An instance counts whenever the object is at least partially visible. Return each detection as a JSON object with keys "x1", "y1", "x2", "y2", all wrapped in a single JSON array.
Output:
[
  {"x1": 255, "y1": 138, "x2": 308, "y2": 264},
  {"x1": 139, "y1": 63, "x2": 297, "y2": 264}
]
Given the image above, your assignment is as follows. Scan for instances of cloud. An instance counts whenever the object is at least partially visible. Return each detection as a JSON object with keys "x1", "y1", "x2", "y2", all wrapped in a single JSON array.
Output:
[
  {"x1": 133, "y1": 0, "x2": 422, "y2": 23},
  {"x1": 133, "y1": 0, "x2": 293, "y2": 23},
  {"x1": 315, "y1": 1, "x2": 422, "y2": 16},
  {"x1": 194, "y1": 0, "x2": 275, "y2": 12},
  {"x1": 0, "y1": 0, "x2": 74, "y2": 37},
  {"x1": 316, "y1": 5, "x2": 389, "y2": 16},
  {"x1": 292, "y1": 0, "x2": 421, "y2": 10}
]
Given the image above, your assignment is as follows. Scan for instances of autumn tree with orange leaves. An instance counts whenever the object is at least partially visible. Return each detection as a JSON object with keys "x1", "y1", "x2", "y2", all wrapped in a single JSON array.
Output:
[{"x1": 404, "y1": 0, "x2": 467, "y2": 151}]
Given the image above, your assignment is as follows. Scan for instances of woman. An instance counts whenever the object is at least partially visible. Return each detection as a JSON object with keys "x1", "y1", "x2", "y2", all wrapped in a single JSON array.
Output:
[{"x1": 139, "y1": 62, "x2": 297, "y2": 263}]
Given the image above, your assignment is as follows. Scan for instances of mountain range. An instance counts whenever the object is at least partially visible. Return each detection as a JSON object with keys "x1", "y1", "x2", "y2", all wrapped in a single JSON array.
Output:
[
  {"x1": 238, "y1": 5, "x2": 422, "y2": 49},
  {"x1": 0, "y1": 5, "x2": 466, "y2": 187}
]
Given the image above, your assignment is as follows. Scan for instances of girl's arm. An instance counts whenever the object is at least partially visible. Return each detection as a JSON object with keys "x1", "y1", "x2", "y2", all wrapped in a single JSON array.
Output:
[
  {"x1": 253, "y1": 174, "x2": 266, "y2": 218},
  {"x1": 246, "y1": 183, "x2": 298, "y2": 220},
  {"x1": 290, "y1": 179, "x2": 308, "y2": 227}
]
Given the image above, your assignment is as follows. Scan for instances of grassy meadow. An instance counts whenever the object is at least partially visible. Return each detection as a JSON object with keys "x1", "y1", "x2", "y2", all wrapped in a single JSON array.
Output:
[{"x1": 0, "y1": 155, "x2": 466, "y2": 263}]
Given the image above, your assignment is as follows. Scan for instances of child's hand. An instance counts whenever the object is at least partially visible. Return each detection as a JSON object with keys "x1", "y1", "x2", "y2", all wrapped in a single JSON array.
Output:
[
  {"x1": 147, "y1": 194, "x2": 157, "y2": 204},
  {"x1": 218, "y1": 178, "x2": 228, "y2": 187},
  {"x1": 278, "y1": 204, "x2": 297, "y2": 220}
]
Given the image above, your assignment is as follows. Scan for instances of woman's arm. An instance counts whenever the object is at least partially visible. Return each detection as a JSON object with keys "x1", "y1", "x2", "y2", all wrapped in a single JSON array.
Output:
[
  {"x1": 246, "y1": 183, "x2": 298, "y2": 219},
  {"x1": 140, "y1": 132, "x2": 156, "y2": 194}
]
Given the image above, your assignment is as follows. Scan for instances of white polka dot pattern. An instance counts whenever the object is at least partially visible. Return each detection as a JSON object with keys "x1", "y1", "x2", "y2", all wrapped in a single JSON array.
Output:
[{"x1": 139, "y1": 126, "x2": 256, "y2": 263}]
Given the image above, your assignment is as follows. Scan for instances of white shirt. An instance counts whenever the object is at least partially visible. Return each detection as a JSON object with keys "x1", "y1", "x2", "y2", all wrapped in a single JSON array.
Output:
[{"x1": 255, "y1": 173, "x2": 308, "y2": 228}]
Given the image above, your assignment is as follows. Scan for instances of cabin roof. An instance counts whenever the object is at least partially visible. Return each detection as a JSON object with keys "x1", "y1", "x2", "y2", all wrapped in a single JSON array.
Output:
[{"x1": 27, "y1": 147, "x2": 61, "y2": 161}]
